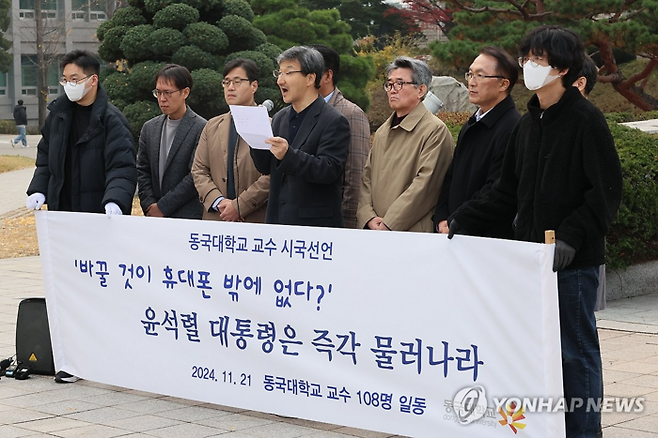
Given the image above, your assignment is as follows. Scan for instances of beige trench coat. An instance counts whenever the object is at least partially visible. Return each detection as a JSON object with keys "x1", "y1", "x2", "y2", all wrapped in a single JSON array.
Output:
[
  {"x1": 357, "y1": 102, "x2": 453, "y2": 232},
  {"x1": 192, "y1": 112, "x2": 269, "y2": 222}
]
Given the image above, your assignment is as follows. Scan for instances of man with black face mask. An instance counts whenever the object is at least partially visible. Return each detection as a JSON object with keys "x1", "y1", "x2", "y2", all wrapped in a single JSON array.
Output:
[
  {"x1": 26, "y1": 50, "x2": 136, "y2": 217},
  {"x1": 448, "y1": 26, "x2": 622, "y2": 437}
]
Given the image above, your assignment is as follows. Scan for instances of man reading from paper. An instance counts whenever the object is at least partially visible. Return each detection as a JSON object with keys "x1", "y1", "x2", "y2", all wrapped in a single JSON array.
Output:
[{"x1": 250, "y1": 46, "x2": 350, "y2": 227}]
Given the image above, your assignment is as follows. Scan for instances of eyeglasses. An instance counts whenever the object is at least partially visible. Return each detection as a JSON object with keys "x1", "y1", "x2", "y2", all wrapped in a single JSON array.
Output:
[
  {"x1": 152, "y1": 89, "x2": 181, "y2": 98},
  {"x1": 518, "y1": 56, "x2": 547, "y2": 68},
  {"x1": 59, "y1": 75, "x2": 92, "y2": 87},
  {"x1": 383, "y1": 81, "x2": 417, "y2": 92},
  {"x1": 222, "y1": 78, "x2": 250, "y2": 87},
  {"x1": 464, "y1": 72, "x2": 506, "y2": 82},
  {"x1": 273, "y1": 70, "x2": 302, "y2": 78}
]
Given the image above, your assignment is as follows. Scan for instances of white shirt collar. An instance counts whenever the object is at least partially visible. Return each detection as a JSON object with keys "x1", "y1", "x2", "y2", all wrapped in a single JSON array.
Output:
[{"x1": 475, "y1": 107, "x2": 493, "y2": 122}]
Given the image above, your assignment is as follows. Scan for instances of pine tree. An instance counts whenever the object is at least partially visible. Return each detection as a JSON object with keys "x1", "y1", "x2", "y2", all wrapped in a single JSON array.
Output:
[{"x1": 97, "y1": 0, "x2": 282, "y2": 136}]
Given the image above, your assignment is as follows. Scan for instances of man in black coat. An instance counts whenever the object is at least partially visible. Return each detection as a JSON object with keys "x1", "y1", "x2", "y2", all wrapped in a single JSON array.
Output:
[
  {"x1": 250, "y1": 46, "x2": 350, "y2": 227},
  {"x1": 26, "y1": 50, "x2": 136, "y2": 216},
  {"x1": 137, "y1": 64, "x2": 206, "y2": 219},
  {"x1": 26, "y1": 50, "x2": 137, "y2": 384},
  {"x1": 433, "y1": 46, "x2": 520, "y2": 239}
]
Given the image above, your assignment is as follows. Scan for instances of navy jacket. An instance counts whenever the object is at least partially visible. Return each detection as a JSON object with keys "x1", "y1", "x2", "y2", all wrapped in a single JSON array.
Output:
[
  {"x1": 27, "y1": 85, "x2": 136, "y2": 214},
  {"x1": 251, "y1": 96, "x2": 350, "y2": 227}
]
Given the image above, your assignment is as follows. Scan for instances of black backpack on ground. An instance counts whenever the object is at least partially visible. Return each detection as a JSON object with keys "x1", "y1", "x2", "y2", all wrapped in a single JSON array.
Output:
[{"x1": 15, "y1": 297, "x2": 55, "y2": 375}]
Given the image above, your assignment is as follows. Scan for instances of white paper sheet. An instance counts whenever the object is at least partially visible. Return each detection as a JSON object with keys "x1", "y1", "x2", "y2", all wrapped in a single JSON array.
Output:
[{"x1": 229, "y1": 105, "x2": 273, "y2": 150}]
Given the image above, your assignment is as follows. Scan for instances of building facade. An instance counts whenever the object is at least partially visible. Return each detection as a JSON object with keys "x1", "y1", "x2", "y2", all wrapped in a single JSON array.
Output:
[{"x1": 3, "y1": 0, "x2": 114, "y2": 126}]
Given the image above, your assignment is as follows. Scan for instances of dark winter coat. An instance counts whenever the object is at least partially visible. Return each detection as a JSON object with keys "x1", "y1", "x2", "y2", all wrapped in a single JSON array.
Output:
[
  {"x1": 433, "y1": 94, "x2": 520, "y2": 238},
  {"x1": 27, "y1": 85, "x2": 136, "y2": 214},
  {"x1": 451, "y1": 87, "x2": 622, "y2": 269},
  {"x1": 13, "y1": 104, "x2": 27, "y2": 126},
  {"x1": 250, "y1": 96, "x2": 350, "y2": 227}
]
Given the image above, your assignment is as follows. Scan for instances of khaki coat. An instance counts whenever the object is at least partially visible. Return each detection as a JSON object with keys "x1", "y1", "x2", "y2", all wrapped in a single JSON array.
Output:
[
  {"x1": 192, "y1": 112, "x2": 269, "y2": 222},
  {"x1": 357, "y1": 102, "x2": 453, "y2": 232}
]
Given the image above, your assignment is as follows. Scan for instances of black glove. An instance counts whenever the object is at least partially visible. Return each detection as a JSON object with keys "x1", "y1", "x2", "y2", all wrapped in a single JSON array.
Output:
[
  {"x1": 553, "y1": 240, "x2": 576, "y2": 272},
  {"x1": 447, "y1": 219, "x2": 460, "y2": 239}
]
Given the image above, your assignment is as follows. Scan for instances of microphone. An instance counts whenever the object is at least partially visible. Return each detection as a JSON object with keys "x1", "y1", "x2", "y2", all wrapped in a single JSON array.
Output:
[
  {"x1": 423, "y1": 90, "x2": 443, "y2": 114},
  {"x1": 262, "y1": 99, "x2": 274, "y2": 113}
]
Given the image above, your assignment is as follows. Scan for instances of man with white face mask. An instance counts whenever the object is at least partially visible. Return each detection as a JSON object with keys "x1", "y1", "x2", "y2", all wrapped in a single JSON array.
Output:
[
  {"x1": 447, "y1": 26, "x2": 622, "y2": 437},
  {"x1": 25, "y1": 50, "x2": 136, "y2": 384},
  {"x1": 26, "y1": 50, "x2": 136, "y2": 218}
]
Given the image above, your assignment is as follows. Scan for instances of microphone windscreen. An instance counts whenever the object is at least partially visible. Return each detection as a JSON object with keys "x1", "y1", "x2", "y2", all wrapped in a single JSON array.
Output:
[{"x1": 262, "y1": 99, "x2": 274, "y2": 112}]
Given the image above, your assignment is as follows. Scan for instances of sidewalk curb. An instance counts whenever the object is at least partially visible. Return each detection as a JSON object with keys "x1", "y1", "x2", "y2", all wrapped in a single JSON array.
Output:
[
  {"x1": 607, "y1": 260, "x2": 658, "y2": 300},
  {"x1": 596, "y1": 319, "x2": 658, "y2": 335}
]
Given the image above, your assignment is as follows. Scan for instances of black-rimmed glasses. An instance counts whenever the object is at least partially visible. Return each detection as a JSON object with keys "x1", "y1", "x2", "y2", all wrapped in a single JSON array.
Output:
[
  {"x1": 222, "y1": 78, "x2": 250, "y2": 87},
  {"x1": 383, "y1": 81, "x2": 417, "y2": 92}
]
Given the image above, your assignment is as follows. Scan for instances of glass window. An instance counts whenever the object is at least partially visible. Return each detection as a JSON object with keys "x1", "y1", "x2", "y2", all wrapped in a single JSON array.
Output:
[
  {"x1": 71, "y1": 0, "x2": 86, "y2": 10},
  {"x1": 89, "y1": 0, "x2": 108, "y2": 11},
  {"x1": 71, "y1": 0, "x2": 107, "y2": 11},
  {"x1": 72, "y1": 0, "x2": 107, "y2": 20},
  {"x1": 21, "y1": 56, "x2": 37, "y2": 88},
  {"x1": 19, "y1": 0, "x2": 57, "y2": 10},
  {"x1": 21, "y1": 55, "x2": 60, "y2": 94},
  {"x1": 47, "y1": 61, "x2": 59, "y2": 88}
]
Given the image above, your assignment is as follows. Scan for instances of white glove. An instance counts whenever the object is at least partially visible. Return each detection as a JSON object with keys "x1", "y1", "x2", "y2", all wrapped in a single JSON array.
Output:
[
  {"x1": 104, "y1": 202, "x2": 123, "y2": 216},
  {"x1": 26, "y1": 193, "x2": 46, "y2": 210}
]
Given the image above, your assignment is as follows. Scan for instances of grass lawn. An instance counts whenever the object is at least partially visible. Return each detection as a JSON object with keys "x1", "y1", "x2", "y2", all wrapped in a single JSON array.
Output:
[{"x1": 0, "y1": 156, "x2": 35, "y2": 174}]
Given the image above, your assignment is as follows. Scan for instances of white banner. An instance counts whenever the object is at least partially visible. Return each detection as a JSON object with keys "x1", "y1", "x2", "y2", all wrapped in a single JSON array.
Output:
[{"x1": 36, "y1": 211, "x2": 564, "y2": 437}]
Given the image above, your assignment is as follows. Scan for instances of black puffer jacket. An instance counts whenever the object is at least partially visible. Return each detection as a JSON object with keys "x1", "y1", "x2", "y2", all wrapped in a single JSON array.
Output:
[
  {"x1": 27, "y1": 85, "x2": 136, "y2": 214},
  {"x1": 13, "y1": 104, "x2": 27, "y2": 125}
]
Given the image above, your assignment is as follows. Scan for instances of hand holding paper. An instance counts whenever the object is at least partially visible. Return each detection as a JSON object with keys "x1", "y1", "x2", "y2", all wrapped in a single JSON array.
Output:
[
  {"x1": 26, "y1": 193, "x2": 46, "y2": 210},
  {"x1": 229, "y1": 105, "x2": 273, "y2": 150},
  {"x1": 104, "y1": 202, "x2": 123, "y2": 216},
  {"x1": 265, "y1": 137, "x2": 289, "y2": 160}
]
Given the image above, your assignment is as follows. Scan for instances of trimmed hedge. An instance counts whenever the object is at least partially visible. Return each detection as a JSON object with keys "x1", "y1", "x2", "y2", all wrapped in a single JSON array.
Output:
[
  {"x1": 606, "y1": 111, "x2": 658, "y2": 124},
  {"x1": 606, "y1": 122, "x2": 658, "y2": 269},
  {"x1": 0, "y1": 120, "x2": 39, "y2": 135}
]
